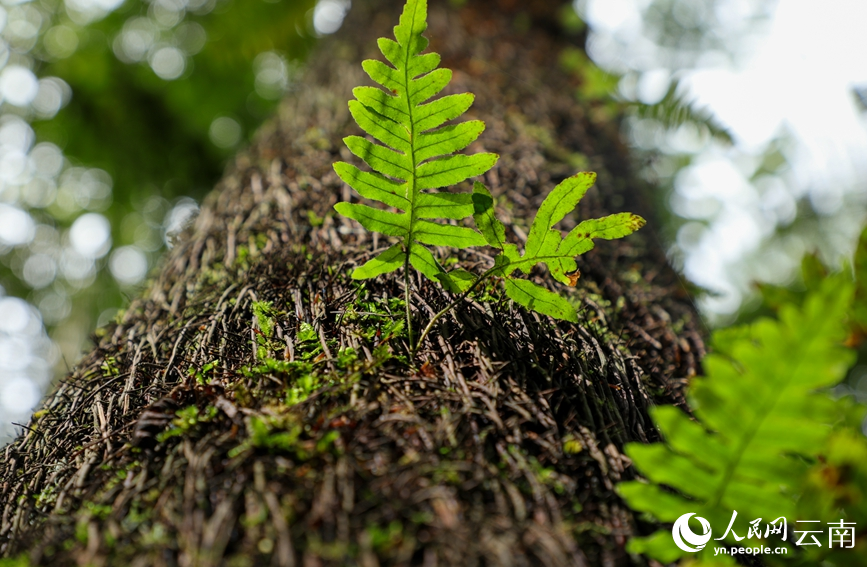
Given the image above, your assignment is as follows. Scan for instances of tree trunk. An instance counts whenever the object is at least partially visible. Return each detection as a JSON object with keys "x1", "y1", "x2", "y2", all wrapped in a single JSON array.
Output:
[{"x1": 0, "y1": 1, "x2": 705, "y2": 565}]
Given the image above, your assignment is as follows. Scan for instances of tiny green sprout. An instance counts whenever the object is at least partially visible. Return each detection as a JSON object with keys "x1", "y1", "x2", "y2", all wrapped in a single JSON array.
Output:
[
  {"x1": 334, "y1": 0, "x2": 645, "y2": 356},
  {"x1": 251, "y1": 300, "x2": 276, "y2": 339}
]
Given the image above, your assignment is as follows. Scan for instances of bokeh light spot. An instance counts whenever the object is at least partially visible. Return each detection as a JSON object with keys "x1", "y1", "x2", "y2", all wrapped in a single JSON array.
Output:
[
  {"x1": 0, "y1": 297, "x2": 32, "y2": 334},
  {"x1": 0, "y1": 337, "x2": 31, "y2": 370},
  {"x1": 110, "y1": 245, "x2": 148, "y2": 286},
  {"x1": 114, "y1": 18, "x2": 158, "y2": 63},
  {"x1": 0, "y1": 149, "x2": 29, "y2": 182},
  {"x1": 21, "y1": 178, "x2": 57, "y2": 208},
  {"x1": 32, "y1": 77, "x2": 72, "y2": 118},
  {"x1": 0, "y1": 116, "x2": 34, "y2": 152},
  {"x1": 149, "y1": 46, "x2": 186, "y2": 80},
  {"x1": 37, "y1": 292, "x2": 71, "y2": 325},
  {"x1": 65, "y1": 0, "x2": 126, "y2": 19},
  {"x1": 151, "y1": 0, "x2": 185, "y2": 28},
  {"x1": 175, "y1": 22, "x2": 206, "y2": 55},
  {"x1": 44, "y1": 25, "x2": 80, "y2": 59},
  {"x1": 163, "y1": 197, "x2": 198, "y2": 247},
  {"x1": 22, "y1": 254, "x2": 57, "y2": 289},
  {"x1": 312, "y1": 0, "x2": 350, "y2": 36},
  {"x1": 254, "y1": 52, "x2": 291, "y2": 100},
  {"x1": 60, "y1": 249, "x2": 96, "y2": 287},
  {"x1": 209, "y1": 116, "x2": 241, "y2": 148},
  {"x1": 0, "y1": 376, "x2": 40, "y2": 414},
  {"x1": 29, "y1": 142, "x2": 65, "y2": 179},
  {"x1": 0, "y1": 204, "x2": 35, "y2": 246},
  {"x1": 0, "y1": 65, "x2": 38, "y2": 107},
  {"x1": 69, "y1": 212, "x2": 111, "y2": 258}
]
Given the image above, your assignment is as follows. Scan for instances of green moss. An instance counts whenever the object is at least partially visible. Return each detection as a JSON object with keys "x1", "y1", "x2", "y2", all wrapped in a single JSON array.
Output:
[
  {"x1": 562, "y1": 434, "x2": 583, "y2": 455},
  {"x1": 297, "y1": 322, "x2": 317, "y2": 343},
  {"x1": 188, "y1": 360, "x2": 220, "y2": 385},
  {"x1": 101, "y1": 356, "x2": 120, "y2": 378},
  {"x1": 285, "y1": 373, "x2": 324, "y2": 406},
  {"x1": 34, "y1": 484, "x2": 57, "y2": 509},
  {"x1": 367, "y1": 521, "x2": 405, "y2": 554},
  {"x1": 305, "y1": 535, "x2": 355, "y2": 561},
  {"x1": 0, "y1": 555, "x2": 30, "y2": 567},
  {"x1": 252, "y1": 300, "x2": 276, "y2": 339},
  {"x1": 243, "y1": 358, "x2": 313, "y2": 379},
  {"x1": 84, "y1": 502, "x2": 112, "y2": 520},
  {"x1": 316, "y1": 430, "x2": 341, "y2": 453},
  {"x1": 156, "y1": 405, "x2": 218, "y2": 442},
  {"x1": 121, "y1": 503, "x2": 151, "y2": 532},
  {"x1": 240, "y1": 502, "x2": 268, "y2": 528},
  {"x1": 140, "y1": 523, "x2": 170, "y2": 546},
  {"x1": 235, "y1": 245, "x2": 251, "y2": 269},
  {"x1": 200, "y1": 264, "x2": 230, "y2": 286},
  {"x1": 74, "y1": 518, "x2": 88, "y2": 544},
  {"x1": 306, "y1": 210, "x2": 325, "y2": 227}
]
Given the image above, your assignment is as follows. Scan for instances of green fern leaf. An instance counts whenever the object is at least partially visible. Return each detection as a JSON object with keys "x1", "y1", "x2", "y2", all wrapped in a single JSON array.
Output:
[
  {"x1": 472, "y1": 173, "x2": 644, "y2": 322},
  {"x1": 617, "y1": 274, "x2": 855, "y2": 562},
  {"x1": 499, "y1": 172, "x2": 645, "y2": 285},
  {"x1": 503, "y1": 279, "x2": 578, "y2": 323},
  {"x1": 471, "y1": 182, "x2": 507, "y2": 249},
  {"x1": 334, "y1": 0, "x2": 497, "y2": 282}
]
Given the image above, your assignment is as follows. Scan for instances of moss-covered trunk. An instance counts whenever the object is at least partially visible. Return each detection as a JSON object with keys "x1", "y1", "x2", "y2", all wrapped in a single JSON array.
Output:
[{"x1": 1, "y1": 1, "x2": 705, "y2": 565}]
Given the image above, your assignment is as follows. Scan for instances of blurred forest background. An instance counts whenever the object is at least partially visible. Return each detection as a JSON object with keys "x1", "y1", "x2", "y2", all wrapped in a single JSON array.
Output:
[{"x1": 0, "y1": 0, "x2": 866, "y2": 442}]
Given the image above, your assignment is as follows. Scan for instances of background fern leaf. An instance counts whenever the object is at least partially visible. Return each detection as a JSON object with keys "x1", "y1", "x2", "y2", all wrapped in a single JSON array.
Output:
[
  {"x1": 334, "y1": 0, "x2": 497, "y2": 283},
  {"x1": 632, "y1": 80, "x2": 733, "y2": 143},
  {"x1": 617, "y1": 274, "x2": 855, "y2": 562}
]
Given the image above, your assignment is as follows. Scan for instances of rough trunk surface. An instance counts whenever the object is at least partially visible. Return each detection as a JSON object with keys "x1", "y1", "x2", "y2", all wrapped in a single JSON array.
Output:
[{"x1": 1, "y1": 1, "x2": 705, "y2": 565}]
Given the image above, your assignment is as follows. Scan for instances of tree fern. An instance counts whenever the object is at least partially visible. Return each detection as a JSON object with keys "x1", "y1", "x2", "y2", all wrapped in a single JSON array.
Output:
[{"x1": 617, "y1": 273, "x2": 855, "y2": 563}]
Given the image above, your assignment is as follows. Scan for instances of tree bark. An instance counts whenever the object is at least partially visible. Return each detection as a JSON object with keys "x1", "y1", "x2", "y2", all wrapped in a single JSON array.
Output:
[{"x1": 1, "y1": 1, "x2": 705, "y2": 565}]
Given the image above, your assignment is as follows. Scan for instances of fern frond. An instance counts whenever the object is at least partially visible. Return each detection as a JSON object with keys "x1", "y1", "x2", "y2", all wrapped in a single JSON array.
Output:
[
  {"x1": 633, "y1": 81, "x2": 733, "y2": 143},
  {"x1": 473, "y1": 174, "x2": 645, "y2": 323},
  {"x1": 334, "y1": 0, "x2": 497, "y2": 283},
  {"x1": 617, "y1": 274, "x2": 855, "y2": 563}
]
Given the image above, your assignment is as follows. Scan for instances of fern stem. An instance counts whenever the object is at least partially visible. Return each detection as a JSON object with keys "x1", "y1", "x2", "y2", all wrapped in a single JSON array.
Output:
[
  {"x1": 404, "y1": 252, "x2": 414, "y2": 350},
  {"x1": 412, "y1": 266, "x2": 498, "y2": 356}
]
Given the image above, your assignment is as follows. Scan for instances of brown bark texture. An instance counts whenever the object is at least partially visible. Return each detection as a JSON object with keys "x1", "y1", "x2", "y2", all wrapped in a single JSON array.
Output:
[{"x1": 1, "y1": 1, "x2": 706, "y2": 565}]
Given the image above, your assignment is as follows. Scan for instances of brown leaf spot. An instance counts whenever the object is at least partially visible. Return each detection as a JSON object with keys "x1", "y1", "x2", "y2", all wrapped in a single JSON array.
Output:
[
  {"x1": 419, "y1": 361, "x2": 437, "y2": 378},
  {"x1": 566, "y1": 270, "x2": 581, "y2": 287}
]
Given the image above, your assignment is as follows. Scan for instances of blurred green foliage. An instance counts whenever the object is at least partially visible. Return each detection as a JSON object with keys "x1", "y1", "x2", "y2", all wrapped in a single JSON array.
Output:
[
  {"x1": 618, "y1": 226, "x2": 867, "y2": 565},
  {"x1": 34, "y1": 0, "x2": 316, "y2": 205}
]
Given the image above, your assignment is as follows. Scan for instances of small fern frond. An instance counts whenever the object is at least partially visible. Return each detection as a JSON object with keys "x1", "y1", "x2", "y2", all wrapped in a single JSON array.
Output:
[
  {"x1": 617, "y1": 274, "x2": 855, "y2": 563},
  {"x1": 633, "y1": 81, "x2": 733, "y2": 143},
  {"x1": 334, "y1": 0, "x2": 497, "y2": 284},
  {"x1": 473, "y1": 173, "x2": 645, "y2": 323}
]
